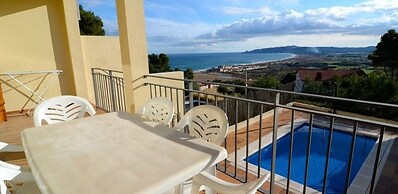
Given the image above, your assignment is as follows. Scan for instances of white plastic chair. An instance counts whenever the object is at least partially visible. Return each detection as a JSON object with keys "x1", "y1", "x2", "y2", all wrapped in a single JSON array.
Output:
[
  {"x1": 190, "y1": 171, "x2": 270, "y2": 194},
  {"x1": 173, "y1": 105, "x2": 228, "y2": 194},
  {"x1": 33, "y1": 95, "x2": 96, "y2": 126},
  {"x1": 0, "y1": 142, "x2": 24, "y2": 153},
  {"x1": 0, "y1": 162, "x2": 40, "y2": 194},
  {"x1": 174, "y1": 105, "x2": 228, "y2": 146},
  {"x1": 1, "y1": 142, "x2": 40, "y2": 194},
  {"x1": 136, "y1": 97, "x2": 174, "y2": 125}
]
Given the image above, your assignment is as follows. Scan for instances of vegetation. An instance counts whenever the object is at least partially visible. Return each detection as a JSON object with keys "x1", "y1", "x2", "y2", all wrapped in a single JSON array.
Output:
[
  {"x1": 281, "y1": 72, "x2": 296, "y2": 84},
  {"x1": 302, "y1": 72, "x2": 398, "y2": 120},
  {"x1": 368, "y1": 29, "x2": 398, "y2": 79},
  {"x1": 148, "y1": 53, "x2": 172, "y2": 73},
  {"x1": 252, "y1": 76, "x2": 280, "y2": 89},
  {"x1": 184, "y1": 68, "x2": 194, "y2": 80},
  {"x1": 79, "y1": 5, "x2": 105, "y2": 35},
  {"x1": 214, "y1": 76, "x2": 283, "y2": 95},
  {"x1": 213, "y1": 79, "x2": 246, "y2": 95}
]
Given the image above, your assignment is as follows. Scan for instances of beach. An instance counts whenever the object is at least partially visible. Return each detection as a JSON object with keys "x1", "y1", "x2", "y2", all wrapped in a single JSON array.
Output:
[{"x1": 193, "y1": 54, "x2": 371, "y2": 82}]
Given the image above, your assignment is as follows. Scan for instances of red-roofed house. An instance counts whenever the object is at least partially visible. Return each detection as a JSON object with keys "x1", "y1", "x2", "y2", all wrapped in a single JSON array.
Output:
[{"x1": 294, "y1": 69, "x2": 367, "y2": 92}]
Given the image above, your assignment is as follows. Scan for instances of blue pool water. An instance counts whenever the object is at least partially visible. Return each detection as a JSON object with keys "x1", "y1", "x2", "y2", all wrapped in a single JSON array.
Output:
[{"x1": 246, "y1": 124, "x2": 377, "y2": 194}]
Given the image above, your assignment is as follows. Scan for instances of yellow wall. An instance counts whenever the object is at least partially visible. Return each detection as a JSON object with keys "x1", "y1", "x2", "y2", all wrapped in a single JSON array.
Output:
[
  {"x1": 143, "y1": 72, "x2": 185, "y2": 121},
  {"x1": 80, "y1": 36, "x2": 185, "y2": 113},
  {"x1": 81, "y1": 36, "x2": 123, "y2": 71},
  {"x1": 0, "y1": 0, "x2": 92, "y2": 112},
  {"x1": 0, "y1": 0, "x2": 67, "y2": 112},
  {"x1": 81, "y1": 36, "x2": 123, "y2": 103},
  {"x1": 0, "y1": 0, "x2": 185, "y2": 113}
]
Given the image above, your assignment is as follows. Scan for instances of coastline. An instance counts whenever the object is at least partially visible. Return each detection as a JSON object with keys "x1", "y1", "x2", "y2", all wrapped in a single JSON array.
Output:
[
  {"x1": 193, "y1": 54, "x2": 300, "y2": 82},
  {"x1": 193, "y1": 53, "x2": 296, "y2": 73}
]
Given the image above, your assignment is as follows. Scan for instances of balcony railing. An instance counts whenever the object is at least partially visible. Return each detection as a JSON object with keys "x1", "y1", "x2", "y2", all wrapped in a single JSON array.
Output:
[
  {"x1": 92, "y1": 68, "x2": 398, "y2": 194},
  {"x1": 91, "y1": 68, "x2": 126, "y2": 112}
]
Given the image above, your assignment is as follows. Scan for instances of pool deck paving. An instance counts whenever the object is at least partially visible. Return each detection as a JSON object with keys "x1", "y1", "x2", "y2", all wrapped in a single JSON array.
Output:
[{"x1": 1, "y1": 108, "x2": 397, "y2": 194}]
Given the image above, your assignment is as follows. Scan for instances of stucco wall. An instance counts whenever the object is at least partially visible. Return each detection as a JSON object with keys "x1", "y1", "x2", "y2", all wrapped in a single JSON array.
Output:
[
  {"x1": 0, "y1": 0, "x2": 69, "y2": 112},
  {"x1": 81, "y1": 36, "x2": 123, "y2": 71},
  {"x1": 0, "y1": 0, "x2": 185, "y2": 114},
  {"x1": 81, "y1": 36, "x2": 123, "y2": 103},
  {"x1": 143, "y1": 72, "x2": 185, "y2": 118},
  {"x1": 81, "y1": 36, "x2": 185, "y2": 113}
]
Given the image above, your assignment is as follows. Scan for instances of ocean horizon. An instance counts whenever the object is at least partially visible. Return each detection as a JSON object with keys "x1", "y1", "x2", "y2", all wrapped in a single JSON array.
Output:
[{"x1": 168, "y1": 52, "x2": 295, "y2": 71}]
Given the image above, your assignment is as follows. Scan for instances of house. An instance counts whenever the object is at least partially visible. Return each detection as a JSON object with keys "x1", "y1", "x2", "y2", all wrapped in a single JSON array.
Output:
[{"x1": 294, "y1": 69, "x2": 367, "y2": 92}]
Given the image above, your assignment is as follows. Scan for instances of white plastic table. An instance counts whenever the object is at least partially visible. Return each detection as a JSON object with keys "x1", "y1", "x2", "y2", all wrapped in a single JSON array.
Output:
[{"x1": 21, "y1": 112, "x2": 227, "y2": 194}]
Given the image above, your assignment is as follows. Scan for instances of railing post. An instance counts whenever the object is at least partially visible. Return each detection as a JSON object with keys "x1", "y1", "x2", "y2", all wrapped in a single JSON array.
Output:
[
  {"x1": 109, "y1": 70, "x2": 117, "y2": 112},
  {"x1": 270, "y1": 92, "x2": 280, "y2": 194},
  {"x1": 91, "y1": 68, "x2": 99, "y2": 108},
  {"x1": 189, "y1": 81, "x2": 194, "y2": 109}
]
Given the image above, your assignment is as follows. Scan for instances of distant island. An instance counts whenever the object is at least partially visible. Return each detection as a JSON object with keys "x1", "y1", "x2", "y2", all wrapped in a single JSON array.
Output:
[{"x1": 244, "y1": 45, "x2": 375, "y2": 55}]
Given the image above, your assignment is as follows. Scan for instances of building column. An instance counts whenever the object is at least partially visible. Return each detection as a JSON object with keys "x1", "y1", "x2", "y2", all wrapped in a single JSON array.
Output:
[
  {"x1": 61, "y1": 0, "x2": 90, "y2": 98},
  {"x1": 115, "y1": 0, "x2": 149, "y2": 113}
]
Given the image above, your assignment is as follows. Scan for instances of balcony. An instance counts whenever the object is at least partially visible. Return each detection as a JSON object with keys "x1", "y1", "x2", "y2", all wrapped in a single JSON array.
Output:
[
  {"x1": 86, "y1": 68, "x2": 397, "y2": 193},
  {"x1": 1, "y1": 1, "x2": 397, "y2": 193},
  {"x1": 1, "y1": 68, "x2": 397, "y2": 194}
]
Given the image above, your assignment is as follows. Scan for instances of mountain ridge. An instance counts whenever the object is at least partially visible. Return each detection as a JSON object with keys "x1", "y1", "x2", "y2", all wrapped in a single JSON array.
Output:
[{"x1": 244, "y1": 45, "x2": 375, "y2": 54}]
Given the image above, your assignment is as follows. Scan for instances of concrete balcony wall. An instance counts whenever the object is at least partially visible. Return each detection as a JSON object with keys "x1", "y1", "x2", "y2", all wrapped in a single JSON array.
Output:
[
  {"x1": 81, "y1": 36, "x2": 185, "y2": 112},
  {"x1": 0, "y1": 0, "x2": 183, "y2": 114},
  {"x1": 80, "y1": 36, "x2": 122, "y2": 103},
  {"x1": 141, "y1": 71, "x2": 185, "y2": 116},
  {"x1": 0, "y1": 0, "x2": 72, "y2": 111}
]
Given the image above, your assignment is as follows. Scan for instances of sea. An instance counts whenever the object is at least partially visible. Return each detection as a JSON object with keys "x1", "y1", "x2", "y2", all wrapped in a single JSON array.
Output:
[{"x1": 168, "y1": 52, "x2": 295, "y2": 71}]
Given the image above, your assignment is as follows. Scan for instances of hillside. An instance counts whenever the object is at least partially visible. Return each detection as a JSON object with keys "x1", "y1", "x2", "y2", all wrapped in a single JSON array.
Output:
[{"x1": 244, "y1": 45, "x2": 375, "y2": 54}]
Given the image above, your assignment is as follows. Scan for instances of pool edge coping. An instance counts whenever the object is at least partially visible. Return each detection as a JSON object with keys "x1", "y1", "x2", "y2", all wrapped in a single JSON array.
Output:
[{"x1": 227, "y1": 118, "x2": 395, "y2": 194}]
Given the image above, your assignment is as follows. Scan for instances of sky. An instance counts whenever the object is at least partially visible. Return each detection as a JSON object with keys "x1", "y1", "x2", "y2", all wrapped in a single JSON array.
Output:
[{"x1": 79, "y1": 0, "x2": 398, "y2": 54}]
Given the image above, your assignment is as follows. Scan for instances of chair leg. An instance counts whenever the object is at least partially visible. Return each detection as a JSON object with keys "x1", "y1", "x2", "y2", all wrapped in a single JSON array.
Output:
[
  {"x1": 204, "y1": 166, "x2": 216, "y2": 194},
  {"x1": 174, "y1": 184, "x2": 182, "y2": 194},
  {"x1": 1, "y1": 181, "x2": 8, "y2": 194},
  {"x1": 190, "y1": 181, "x2": 201, "y2": 194}
]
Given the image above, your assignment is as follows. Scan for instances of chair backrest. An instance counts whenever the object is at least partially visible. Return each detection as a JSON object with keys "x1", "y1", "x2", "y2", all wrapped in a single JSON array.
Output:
[
  {"x1": 33, "y1": 95, "x2": 96, "y2": 126},
  {"x1": 137, "y1": 97, "x2": 174, "y2": 125},
  {"x1": 175, "y1": 105, "x2": 228, "y2": 146}
]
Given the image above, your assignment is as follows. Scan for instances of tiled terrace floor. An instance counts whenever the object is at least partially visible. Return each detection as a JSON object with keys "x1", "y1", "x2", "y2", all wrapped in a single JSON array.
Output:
[{"x1": 1, "y1": 108, "x2": 397, "y2": 194}]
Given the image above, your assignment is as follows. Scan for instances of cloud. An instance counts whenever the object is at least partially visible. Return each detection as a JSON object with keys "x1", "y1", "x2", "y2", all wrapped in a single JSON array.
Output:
[
  {"x1": 144, "y1": 0, "x2": 398, "y2": 53},
  {"x1": 359, "y1": 0, "x2": 398, "y2": 10},
  {"x1": 221, "y1": 6, "x2": 276, "y2": 16},
  {"x1": 197, "y1": 10, "x2": 338, "y2": 41},
  {"x1": 305, "y1": 0, "x2": 398, "y2": 21},
  {"x1": 191, "y1": 0, "x2": 398, "y2": 45}
]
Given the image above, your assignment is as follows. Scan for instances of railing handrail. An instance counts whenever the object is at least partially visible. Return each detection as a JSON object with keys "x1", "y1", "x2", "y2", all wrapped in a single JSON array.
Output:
[
  {"x1": 146, "y1": 82, "x2": 398, "y2": 129},
  {"x1": 145, "y1": 74, "x2": 398, "y2": 109},
  {"x1": 92, "y1": 68, "x2": 396, "y2": 193},
  {"x1": 92, "y1": 68, "x2": 123, "y2": 74}
]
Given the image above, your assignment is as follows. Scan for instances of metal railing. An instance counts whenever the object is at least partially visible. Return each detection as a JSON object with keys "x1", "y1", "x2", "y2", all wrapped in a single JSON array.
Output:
[
  {"x1": 91, "y1": 69, "x2": 398, "y2": 194},
  {"x1": 91, "y1": 68, "x2": 126, "y2": 112}
]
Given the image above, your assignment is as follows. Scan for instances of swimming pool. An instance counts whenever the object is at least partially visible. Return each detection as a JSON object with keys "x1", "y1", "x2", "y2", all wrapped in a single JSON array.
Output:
[{"x1": 246, "y1": 123, "x2": 377, "y2": 194}]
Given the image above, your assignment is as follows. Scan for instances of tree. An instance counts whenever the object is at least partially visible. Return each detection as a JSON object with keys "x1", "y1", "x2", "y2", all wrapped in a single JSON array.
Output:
[
  {"x1": 79, "y1": 5, "x2": 105, "y2": 36},
  {"x1": 251, "y1": 76, "x2": 280, "y2": 89},
  {"x1": 148, "y1": 53, "x2": 172, "y2": 73},
  {"x1": 301, "y1": 71, "x2": 398, "y2": 120},
  {"x1": 213, "y1": 79, "x2": 245, "y2": 95},
  {"x1": 368, "y1": 29, "x2": 398, "y2": 79},
  {"x1": 281, "y1": 72, "x2": 296, "y2": 84},
  {"x1": 184, "y1": 68, "x2": 194, "y2": 79},
  {"x1": 79, "y1": 5, "x2": 105, "y2": 35}
]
